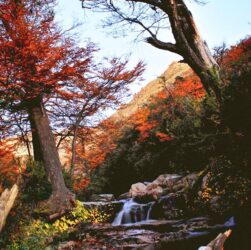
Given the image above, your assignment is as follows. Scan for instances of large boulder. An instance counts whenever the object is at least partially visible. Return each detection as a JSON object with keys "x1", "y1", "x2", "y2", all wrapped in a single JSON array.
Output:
[
  {"x1": 146, "y1": 182, "x2": 163, "y2": 199},
  {"x1": 129, "y1": 182, "x2": 147, "y2": 198},
  {"x1": 151, "y1": 193, "x2": 186, "y2": 220},
  {"x1": 153, "y1": 174, "x2": 182, "y2": 189},
  {"x1": 129, "y1": 182, "x2": 163, "y2": 201}
]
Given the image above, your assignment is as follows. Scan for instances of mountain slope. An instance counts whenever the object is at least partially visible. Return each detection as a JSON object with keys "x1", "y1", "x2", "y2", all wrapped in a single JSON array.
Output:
[{"x1": 111, "y1": 62, "x2": 192, "y2": 123}]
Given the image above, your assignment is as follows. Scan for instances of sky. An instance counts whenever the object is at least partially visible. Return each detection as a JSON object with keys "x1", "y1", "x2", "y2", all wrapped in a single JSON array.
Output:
[{"x1": 55, "y1": 0, "x2": 251, "y2": 96}]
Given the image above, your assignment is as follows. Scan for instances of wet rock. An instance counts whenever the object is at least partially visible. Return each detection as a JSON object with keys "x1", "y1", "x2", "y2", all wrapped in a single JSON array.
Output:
[
  {"x1": 61, "y1": 217, "x2": 234, "y2": 250},
  {"x1": 151, "y1": 194, "x2": 186, "y2": 220},
  {"x1": 118, "y1": 192, "x2": 130, "y2": 200},
  {"x1": 90, "y1": 194, "x2": 115, "y2": 202}
]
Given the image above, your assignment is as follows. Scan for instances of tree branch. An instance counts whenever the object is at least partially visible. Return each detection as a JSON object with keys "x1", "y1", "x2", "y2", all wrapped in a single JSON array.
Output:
[{"x1": 146, "y1": 36, "x2": 180, "y2": 53}]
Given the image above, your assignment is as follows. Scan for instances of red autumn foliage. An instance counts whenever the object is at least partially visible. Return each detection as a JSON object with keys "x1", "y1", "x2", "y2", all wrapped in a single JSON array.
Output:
[
  {"x1": 222, "y1": 37, "x2": 251, "y2": 72},
  {"x1": 0, "y1": 0, "x2": 97, "y2": 108},
  {"x1": 130, "y1": 108, "x2": 158, "y2": 141},
  {"x1": 0, "y1": 140, "x2": 20, "y2": 191},
  {"x1": 155, "y1": 132, "x2": 173, "y2": 142},
  {"x1": 127, "y1": 72, "x2": 204, "y2": 142},
  {"x1": 170, "y1": 74, "x2": 205, "y2": 99},
  {"x1": 0, "y1": 0, "x2": 144, "y2": 191}
]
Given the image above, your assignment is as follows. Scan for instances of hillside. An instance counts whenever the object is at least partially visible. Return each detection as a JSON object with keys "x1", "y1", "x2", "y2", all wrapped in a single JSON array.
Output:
[{"x1": 111, "y1": 62, "x2": 192, "y2": 123}]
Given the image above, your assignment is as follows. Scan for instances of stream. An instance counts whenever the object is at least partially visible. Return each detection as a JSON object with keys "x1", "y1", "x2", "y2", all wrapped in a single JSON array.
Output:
[{"x1": 112, "y1": 198, "x2": 154, "y2": 226}]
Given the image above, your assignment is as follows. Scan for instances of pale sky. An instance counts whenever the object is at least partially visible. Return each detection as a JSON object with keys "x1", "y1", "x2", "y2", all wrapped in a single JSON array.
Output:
[{"x1": 55, "y1": 0, "x2": 251, "y2": 95}]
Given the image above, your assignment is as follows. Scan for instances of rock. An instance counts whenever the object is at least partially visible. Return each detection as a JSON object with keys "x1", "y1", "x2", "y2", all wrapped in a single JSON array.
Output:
[
  {"x1": 201, "y1": 174, "x2": 209, "y2": 190},
  {"x1": 153, "y1": 174, "x2": 182, "y2": 188},
  {"x1": 129, "y1": 182, "x2": 163, "y2": 202},
  {"x1": 118, "y1": 192, "x2": 130, "y2": 200},
  {"x1": 57, "y1": 241, "x2": 79, "y2": 250},
  {"x1": 66, "y1": 216, "x2": 234, "y2": 250},
  {"x1": 146, "y1": 183, "x2": 163, "y2": 199},
  {"x1": 151, "y1": 194, "x2": 187, "y2": 220},
  {"x1": 129, "y1": 182, "x2": 147, "y2": 198},
  {"x1": 173, "y1": 173, "x2": 199, "y2": 192},
  {"x1": 209, "y1": 196, "x2": 221, "y2": 213},
  {"x1": 90, "y1": 194, "x2": 115, "y2": 202}
]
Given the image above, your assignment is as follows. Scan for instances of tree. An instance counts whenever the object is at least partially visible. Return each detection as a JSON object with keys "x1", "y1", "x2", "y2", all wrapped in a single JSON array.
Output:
[
  {"x1": 81, "y1": 0, "x2": 222, "y2": 101},
  {"x1": 48, "y1": 57, "x2": 144, "y2": 175},
  {"x1": 0, "y1": 0, "x2": 143, "y2": 212}
]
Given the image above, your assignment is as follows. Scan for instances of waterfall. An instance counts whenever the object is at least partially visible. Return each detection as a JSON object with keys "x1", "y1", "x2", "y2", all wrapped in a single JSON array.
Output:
[{"x1": 112, "y1": 199, "x2": 154, "y2": 226}]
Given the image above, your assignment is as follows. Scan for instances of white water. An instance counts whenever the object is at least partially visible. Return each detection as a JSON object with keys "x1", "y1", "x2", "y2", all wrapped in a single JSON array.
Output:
[{"x1": 112, "y1": 199, "x2": 154, "y2": 226}]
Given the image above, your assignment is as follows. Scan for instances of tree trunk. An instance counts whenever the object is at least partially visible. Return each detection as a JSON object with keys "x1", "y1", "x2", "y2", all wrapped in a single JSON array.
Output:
[
  {"x1": 0, "y1": 184, "x2": 18, "y2": 233},
  {"x1": 30, "y1": 116, "x2": 44, "y2": 162},
  {"x1": 147, "y1": 0, "x2": 222, "y2": 101},
  {"x1": 169, "y1": 0, "x2": 222, "y2": 100},
  {"x1": 70, "y1": 125, "x2": 78, "y2": 176},
  {"x1": 28, "y1": 98, "x2": 75, "y2": 213},
  {"x1": 24, "y1": 136, "x2": 32, "y2": 158},
  {"x1": 198, "y1": 229, "x2": 232, "y2": 250}
]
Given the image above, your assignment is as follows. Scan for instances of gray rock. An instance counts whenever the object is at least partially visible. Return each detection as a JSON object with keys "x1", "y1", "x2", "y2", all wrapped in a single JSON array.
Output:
[
  {"x1": 153, "y1": 174, "x2": 182, "y2": 188},
  {"x1": 118, "y1": 192, "x2": 130, "y2": 200},
  {"x1": 90, "y1": 194, "x2": 115, "y2": 202},
  {"x1": 173, "y1": 173, "x2": 199, "y2": 192}
]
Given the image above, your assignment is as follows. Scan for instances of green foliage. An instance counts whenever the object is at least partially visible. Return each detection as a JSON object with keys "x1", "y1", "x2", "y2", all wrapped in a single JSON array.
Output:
[
  {"x1": 86, "y1": 37, "x2": 251, "y2": 196},
  {"x1": 5, "y1": 201, "x2": 109, "y2": 250},
  {"x1": 21, "y1": 161, "x2": 75, "y2": 203},
  {"x1": 21, "y1": 160, "x2": 52, "y2": 203},
  {"x1": 62, "y1": 168, "x2": 74, "y2": 191},
  {"x1": 87, "y1": 95, "x2": 218, "y2": 196}
]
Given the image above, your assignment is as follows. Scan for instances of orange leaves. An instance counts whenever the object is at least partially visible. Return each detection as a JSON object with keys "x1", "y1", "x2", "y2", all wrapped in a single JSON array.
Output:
[
  {"x1": 171, "y1": 74, "x2": 205, "y2": 99},
  {"x1": 0, "y1": 0, "x2": 97, "y2": 105},
  {"x1": 222, "y1": 37, "x2": 251, "y2": 72},
  {"x1": 130, "y1": 108, "x2": 157, "y2": 141},
  {"x1": 0, "y1": 140, "x2": 20, "y2": 184},
  {"x1": 155, "y1": 132, "x2": 173, "y2": 142},
  {"x1": 127, "y1": 72, "x2": 205, "y2": 142},
  {"x1": 73, "y1": 178, "x2": 90, "y2": 191}
]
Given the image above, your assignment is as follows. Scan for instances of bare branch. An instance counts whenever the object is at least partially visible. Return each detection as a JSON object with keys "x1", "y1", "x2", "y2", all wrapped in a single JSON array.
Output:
[{"x1": 146, "y1": 37, "x2": 180, "y2": 53}]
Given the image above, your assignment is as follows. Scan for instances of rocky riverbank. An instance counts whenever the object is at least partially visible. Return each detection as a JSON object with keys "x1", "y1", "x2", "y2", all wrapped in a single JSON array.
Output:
[{"x1": 55, "y1": 172, "x2": 245, "y2": 249}]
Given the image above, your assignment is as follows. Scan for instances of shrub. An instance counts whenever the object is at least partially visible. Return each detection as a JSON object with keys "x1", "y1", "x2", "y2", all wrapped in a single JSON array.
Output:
[{"x1": 6, "y1": 200, "x2": 109, "y2": 250}]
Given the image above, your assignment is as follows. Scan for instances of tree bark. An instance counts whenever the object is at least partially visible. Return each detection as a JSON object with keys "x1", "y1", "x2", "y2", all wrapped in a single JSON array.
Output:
[
  {"x1": 146, "y1": 0, "x2": 222, "y2": 101},
  {"x1": 0, "y1": 184, "x2": 18, "y2": 233},
  {"x1": 30, "y1": 116, "x2": 44, "y2": 162},
  {"x1": 198, "y1": 229, "x2": 232, "y2": 250},
  {"x1": 70, "y1": 124, "x2": 78, "y2": 176},
  {"x1": 28, "y1": 97, "x2": 75, "y2": 213}
]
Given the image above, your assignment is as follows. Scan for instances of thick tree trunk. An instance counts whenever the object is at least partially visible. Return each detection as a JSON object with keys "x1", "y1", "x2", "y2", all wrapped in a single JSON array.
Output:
[
  {"x1": 28, "y1": 98, "x2": 75, "y2": 213},
  {"x1": 30, "y1": 116, "x2": 44, "y2": 162},
  {"x1": 147, "y1": 0, "x2": 222, "y2": 101}
]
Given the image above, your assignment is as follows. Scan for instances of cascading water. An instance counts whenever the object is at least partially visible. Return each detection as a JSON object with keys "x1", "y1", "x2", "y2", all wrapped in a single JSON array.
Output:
[{"x1": 112, "y1": 198, "x2": 154, "y2": 226}]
